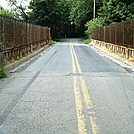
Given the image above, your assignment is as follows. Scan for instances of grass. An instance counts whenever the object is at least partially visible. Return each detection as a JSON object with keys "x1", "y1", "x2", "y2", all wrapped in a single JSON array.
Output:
[
  {"x1": 53, "y1": 38, "x2": 64, "y2": 42},
  {"x1": 50, "y1": 40, "x2": 57, "y2": 44},
  {"x1": 83, "y1": 38, "x2": 91, "y2": 44},
  {"x1": 50, "y1": 38, "x2": 64, "y2": 44},
  {"x1": 0, "y1": 67, "x2": 7, "y2": 78}
]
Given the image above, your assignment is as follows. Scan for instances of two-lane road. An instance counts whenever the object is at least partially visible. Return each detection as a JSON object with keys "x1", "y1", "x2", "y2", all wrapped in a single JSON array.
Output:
[{"x1": 0, "y1": 39, "x2": 134, "y2": 134}]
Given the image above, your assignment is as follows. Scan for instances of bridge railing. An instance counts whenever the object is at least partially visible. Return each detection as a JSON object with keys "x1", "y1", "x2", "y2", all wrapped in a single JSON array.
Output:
[
  {"x1": 0, "y1": 15, "x2": 51, "y2": 66},
  {"x1": 92, "y1": 20, "x2": 134, "y2": 59}
]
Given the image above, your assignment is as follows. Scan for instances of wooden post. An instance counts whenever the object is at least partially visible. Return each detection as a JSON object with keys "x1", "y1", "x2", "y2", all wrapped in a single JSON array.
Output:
[
  {"x1": 0, "y1": 51, "x2": 4, "y2": 66},
  {"x1": 125, "y1": 48, "x2": 129, "y2": 59}
]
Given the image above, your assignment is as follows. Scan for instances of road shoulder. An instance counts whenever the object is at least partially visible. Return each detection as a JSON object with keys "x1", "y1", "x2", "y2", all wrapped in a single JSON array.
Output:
[
  {"x1": 5, "y1": 44, "x2": 55, "y2": 73},
  {"x1": 90, "y1": 44, "x2": 134, "y2": 73}
]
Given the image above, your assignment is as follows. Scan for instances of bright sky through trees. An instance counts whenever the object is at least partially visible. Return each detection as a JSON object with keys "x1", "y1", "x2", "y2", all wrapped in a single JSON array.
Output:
[
  {"x1": 0, "y1": 0, "x2": 30, "y2": 10},
  {"x1": 0, "y1": 1, "x2": 8, "y2": 9}
]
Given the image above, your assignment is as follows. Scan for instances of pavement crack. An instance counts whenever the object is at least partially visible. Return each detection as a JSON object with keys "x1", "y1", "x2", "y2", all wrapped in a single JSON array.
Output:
[{"x1": 65, "y1": 73, "x2": 83, "y2": 76}]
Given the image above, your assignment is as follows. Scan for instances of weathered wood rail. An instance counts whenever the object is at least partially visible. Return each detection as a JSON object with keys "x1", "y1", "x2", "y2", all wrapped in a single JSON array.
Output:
[
  {"x1": 92, "y1": 20, "x2": 134, "y2": 60},
  {"x1": 91, "y1": 40, "x2": 134, "y2": 60},
  {"x1": 0, "y1": 15, "x2": 51, "y2": 67}
]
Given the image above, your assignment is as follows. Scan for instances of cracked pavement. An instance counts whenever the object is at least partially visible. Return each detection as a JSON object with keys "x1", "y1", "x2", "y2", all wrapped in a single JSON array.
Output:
[{"x1": 0, "y1": 38, "x2": 134, "y2": 134}]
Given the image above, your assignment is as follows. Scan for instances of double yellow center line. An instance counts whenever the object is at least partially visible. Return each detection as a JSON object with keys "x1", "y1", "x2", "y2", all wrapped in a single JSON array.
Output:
[{"x1": 70, "y1": 43, "x2": 99, "y2": 134}]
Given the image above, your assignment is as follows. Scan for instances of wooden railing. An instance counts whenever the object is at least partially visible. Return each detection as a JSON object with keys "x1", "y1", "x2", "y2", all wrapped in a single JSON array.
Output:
[
  {"x1": 92, "y1": 20, "x2": 134, "y2": 60},
  {"x1": 0, "y1": 15, "x2": 51, "y2": 66}
]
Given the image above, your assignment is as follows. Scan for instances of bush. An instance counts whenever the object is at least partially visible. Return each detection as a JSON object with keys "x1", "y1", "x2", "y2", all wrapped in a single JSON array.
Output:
[
  {"x1": 0, "y1": 67, "x2": 7, "y2": 78},
  {"x1": 85, "y1": 17, "x2": 105, "y2": 39},
  {"x1": 83, "y1": 38, "x2": 91, "y2": 44},
  {"x1": 50, "y1": 40, "x2": 57, "y2": 44}
]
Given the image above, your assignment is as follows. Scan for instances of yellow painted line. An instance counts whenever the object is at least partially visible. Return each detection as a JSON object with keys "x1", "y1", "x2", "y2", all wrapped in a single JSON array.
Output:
[
  {"x1": 71, "y1": 44, "x2": 100, "y2": 134},
  {"x1": 89, "y1": 111, "x2": 95, "y2": 115},
  {"x1": 74, "y1": 76, "x2": 87, "y2": 134},
  {"x1": 79, "y1": 76, "x2": 93, "y2": 109},
  {"x1": 71, "y1": 44, "x2": 93, "y2": 109},
  {"x1": 90, "y1": 117, "x2": 99, "y2": 134},
  {"x1": 70, "y1": 44, "x2": 87, "y2": 134}
]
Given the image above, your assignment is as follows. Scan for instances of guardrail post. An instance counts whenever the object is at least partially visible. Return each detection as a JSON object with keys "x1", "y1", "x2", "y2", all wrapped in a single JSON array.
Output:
[
  {"x1": 113, "y1": 45, "x2": 116, "y2": 53},
  {"x1": 0, "y1": 51, "x2": 4, "y2": 66},
  {"x1": 132, "y1": 50, "x2": 134, "y2": 58},
  {"x1": 125, "y1": 48, "x2": 129, "y2": 59},
  {"x1": 30, "y1": 45, "x2": 33, "y2": 53},
  {"x1": 19, "y1": 47, "x2": 22, "y2": 58}
]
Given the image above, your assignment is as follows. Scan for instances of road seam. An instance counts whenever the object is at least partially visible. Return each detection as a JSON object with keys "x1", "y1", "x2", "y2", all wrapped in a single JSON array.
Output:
[{"x1": 0, "y1": 71, "x2": 40, "y2": 126}]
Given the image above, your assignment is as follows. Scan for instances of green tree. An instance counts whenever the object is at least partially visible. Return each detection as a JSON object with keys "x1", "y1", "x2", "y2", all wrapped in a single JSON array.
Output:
[
  {"x1": 29, "y1": 0, "x2": 71, "y2": 38},
  {"x1": 127, "y1": 3, "x2": 134, "y2": 19},
  {"x1": 98, "y1": 0, "x2": 133, "y2": 24},
  {"x1": 69, "y1": 0, "x2": 93, "y2": 36},
  {"x1": 0, "y1": 6, "x2": 15, "y2": 17},
  {"x1": 69, "y1": 0, "x2": 103, "y2": 36},
  {"x1": 85, "y1": 17, "x2": 104, "y2": 38},
  {"x1": 0, "y1": 6, "x2": 4, "y2": 10},
  {"x1": 85, "y1": 0, "x2": 134, "y2": 40},
  {"x1": 120, "y1": 0, "x2": 134, "y2": 5},
  {"x1": 98, "y1": 0, "x2": 134, "y2": 25},
  {"x1": 7, "y1": 0, "x2": 29, "y2": 21}
]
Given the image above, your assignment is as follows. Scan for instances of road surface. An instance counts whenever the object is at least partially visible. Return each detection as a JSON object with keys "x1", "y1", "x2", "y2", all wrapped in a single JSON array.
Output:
[{"x1": 0, "y1": 38, "x2": 134, "y2": 134}]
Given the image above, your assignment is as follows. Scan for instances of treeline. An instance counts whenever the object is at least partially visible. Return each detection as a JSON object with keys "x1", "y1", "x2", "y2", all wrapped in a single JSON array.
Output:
[
  {"x1": 0, "y1": 6, "x2": 15, "y2": 17},
  {"x1": 85, "y1": 0, "x2": 134, "y2": 41},
  {"x1": 0, "y1": 0, "x2": 134, "y2": 38}
]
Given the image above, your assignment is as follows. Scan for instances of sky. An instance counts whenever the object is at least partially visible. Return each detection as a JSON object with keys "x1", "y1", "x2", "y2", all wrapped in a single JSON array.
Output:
[
  {"x1": 0, "y1": 0, "x2": 31, "y2": 10},
  {"x1": 0, "y1": 0, "x2": 9, "y2": 9}
]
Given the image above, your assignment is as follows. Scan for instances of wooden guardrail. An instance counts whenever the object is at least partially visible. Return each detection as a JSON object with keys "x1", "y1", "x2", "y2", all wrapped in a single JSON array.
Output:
[
  {"x1": 0, "y1": 15, "x2": 51, "y2": 66},
  {"x1": 92, "y1": 20, "x2": 134, "y2": 60}
]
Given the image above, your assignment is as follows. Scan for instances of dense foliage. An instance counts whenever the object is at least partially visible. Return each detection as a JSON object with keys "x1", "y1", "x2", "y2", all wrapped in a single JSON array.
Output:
[
  {"x1": 69, "y1": 0, "x2": 93, "y2": 36},
  {"x1": 85, "y1": 17, "x2": 104, "y2": 38},
  {"x1": 98, "y1": 0, "x2": 134, "y2": 24},
  {"x1": 0, "y1": 67, "x2": 7, "y2": 78},
  {"x1": 28, "y1": 0, "x2": 71, "y2": 38},
  {"x1": 6, "y1": 0, "x2": 29, "y2": 21},
  {"x1": 85, "y1": 0, "x2": 134, "y2": 42},
  {"x1": 0, "y1": 6, "x2": 15, "y2": 17},
  {"x1": 6, "y1": 0, "x2": 134, "y2": 38}
]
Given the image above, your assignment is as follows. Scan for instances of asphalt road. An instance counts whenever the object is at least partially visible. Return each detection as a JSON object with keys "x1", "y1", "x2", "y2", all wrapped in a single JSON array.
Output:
[{"x1": 0, "y1": 38, "x2": 134, "y2": 134}]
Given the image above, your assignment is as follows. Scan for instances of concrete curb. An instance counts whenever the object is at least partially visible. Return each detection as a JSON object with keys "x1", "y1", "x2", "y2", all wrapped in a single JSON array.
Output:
[
  {"x1": 5, "y1": 44, "x2": 54, "y2": 71},
  {"x1": 90, "y1": 43, "x2": 134, "y2": 71}
]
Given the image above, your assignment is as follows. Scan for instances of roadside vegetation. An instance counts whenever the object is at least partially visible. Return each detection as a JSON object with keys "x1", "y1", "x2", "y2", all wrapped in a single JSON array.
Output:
[
  {"x1": 85, "y1": 0, "x2": 134, "y2": 43},
  {"x1": 0, "y1": 67, "x2": 7, "y2": 78},
  {"x1": 50, "y1": 40, "x2": 57, "y2": 44},
  {"x1": 1, "y1": 0, "x2": 134, "y2": 40},
  {"x1": 0, "y1": 0, "x2": 133, "y2": 76},
  {"x1": 0, "y1": 6, "x2": 15, "y2": 17}
]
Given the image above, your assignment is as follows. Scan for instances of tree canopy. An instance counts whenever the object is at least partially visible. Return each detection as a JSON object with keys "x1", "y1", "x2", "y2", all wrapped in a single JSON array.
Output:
[
  {"x1": 0, "y1": 5, "x2": 15, "y2": 17},
  {"x1": 6, "y1": 0, "x2": 29, "y2": 21},
  {"x1": 28, "y1": 0, "x2": 71, "y2": 38},
  {"x1": 6, "y1": 0, "x2": 134, "y2": 38},
  {"x1": 98, "y1": 0, "x2": 134, "y2": 24},
  {"x1": 85, "y1": 0, "x2": 134, "y2": 41}
]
